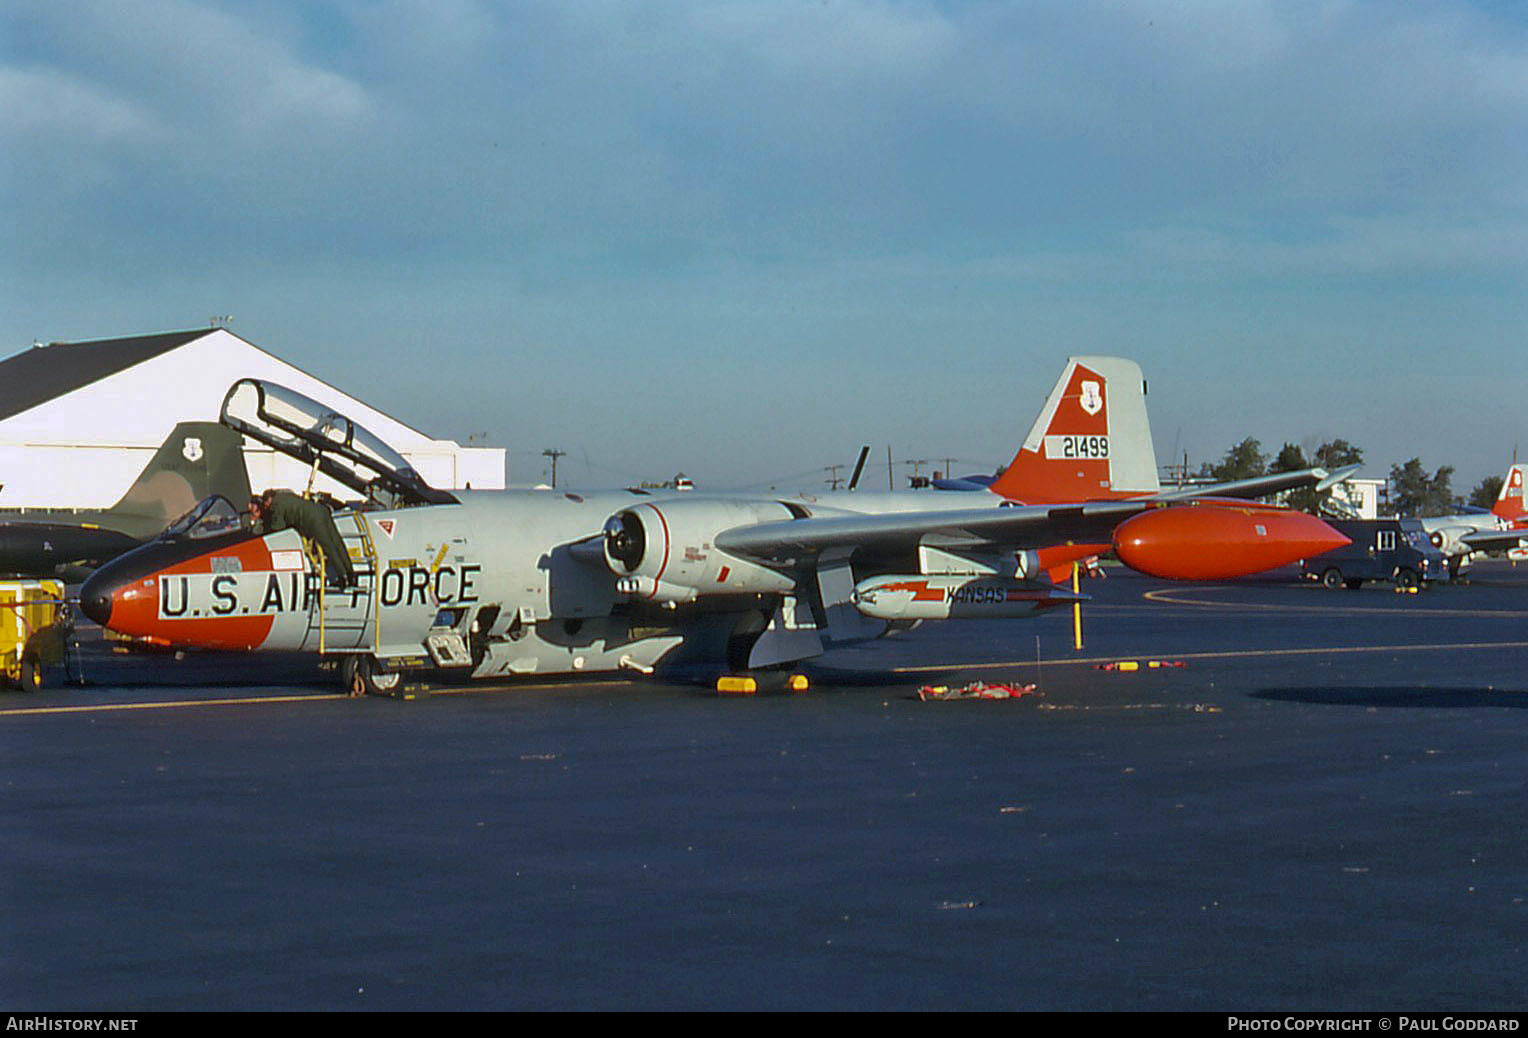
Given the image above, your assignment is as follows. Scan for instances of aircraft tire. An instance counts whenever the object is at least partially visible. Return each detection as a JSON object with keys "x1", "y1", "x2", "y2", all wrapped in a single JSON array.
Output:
[
  {"x1": 1321, "y1": 568, "x2": 1344, "y2": 590},
  {"x1": 339, "y1": 656, "x2": 363, "y2": 696},
  {"x1": 340, "y1": 655, "x2": 400, "y2": 697}
]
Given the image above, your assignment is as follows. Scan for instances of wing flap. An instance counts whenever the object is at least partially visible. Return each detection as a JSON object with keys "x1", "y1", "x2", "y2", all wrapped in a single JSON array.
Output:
[
  {"x1": 715, "y1": 501, "x2": 1143, "y2": 566},
  {"x1": 1151, "y1": 465, "x2": 1360, "y2": 502},
  {"x1": 715, "y1": 465, "x2": 1350, "y2": 568},
  {"x1": 1461, "y1": 528, "x2": 1528, "y2": 553}
]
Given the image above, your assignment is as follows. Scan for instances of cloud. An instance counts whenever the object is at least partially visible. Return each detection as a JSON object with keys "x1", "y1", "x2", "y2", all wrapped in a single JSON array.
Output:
[
  {"x1": 3, "y1": 1, "x2": 373, "y2": 174},
  {"x1": 3, "y1": 1, "x2": 1527, "y2": 485},
  {"x1": 0, "y1": 65, "x2": 163, "y2": 140},
  {"x1": 9, "y1": 0, "x2": 1524, "y2": 274}
]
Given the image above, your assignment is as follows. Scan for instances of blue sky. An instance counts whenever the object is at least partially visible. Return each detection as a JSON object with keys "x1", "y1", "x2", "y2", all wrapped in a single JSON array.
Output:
[{"x1": 3, "y1": 0, "x2": 1525, "y2": 492}]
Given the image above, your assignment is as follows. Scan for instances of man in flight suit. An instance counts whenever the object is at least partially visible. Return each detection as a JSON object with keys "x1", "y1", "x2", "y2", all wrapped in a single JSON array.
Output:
[{"x1": 248, "y1": 489, "x2": 357, "y2": 589}]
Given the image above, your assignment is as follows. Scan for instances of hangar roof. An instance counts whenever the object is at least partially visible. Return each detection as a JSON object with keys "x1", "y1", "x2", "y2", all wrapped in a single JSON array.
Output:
[
  {"x1": 0, "y1": 329, "x2": 211, "y2": 422},
  {"x1": 0, "y1": 327, "x2": 507, "y2": 505}
]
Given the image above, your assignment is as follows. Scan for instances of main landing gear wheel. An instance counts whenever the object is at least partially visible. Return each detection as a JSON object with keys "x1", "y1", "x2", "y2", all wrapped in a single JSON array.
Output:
[{"x1": 340, "y1": 655, "x2": 400, "y2": 697}]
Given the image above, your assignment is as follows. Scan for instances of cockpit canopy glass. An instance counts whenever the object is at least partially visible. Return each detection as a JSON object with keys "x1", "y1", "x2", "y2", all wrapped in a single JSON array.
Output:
[
  {"x1": 221, "y1": 379, "x2": 418, "y2": 479},
  {"x1": 218, "y1": 379, "x2": 457, "y2": 508},
  {"x1": 165, "y1": 495, "x2": 244, "y2": 540}
]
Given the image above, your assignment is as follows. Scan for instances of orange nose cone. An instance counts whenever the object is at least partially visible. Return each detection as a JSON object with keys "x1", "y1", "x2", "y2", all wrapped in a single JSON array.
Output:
[
  {"x1": 1113, "y1": 505, "x2": 1350, "y2": 580},
  {"x1": 78, "y1": 532, "x2": 281, "y2": 650}
]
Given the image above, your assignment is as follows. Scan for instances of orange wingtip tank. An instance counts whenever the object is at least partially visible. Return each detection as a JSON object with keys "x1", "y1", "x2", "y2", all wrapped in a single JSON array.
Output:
[{"x1": 1112, "y1": 503, "x2": 1350, "y2": 580}]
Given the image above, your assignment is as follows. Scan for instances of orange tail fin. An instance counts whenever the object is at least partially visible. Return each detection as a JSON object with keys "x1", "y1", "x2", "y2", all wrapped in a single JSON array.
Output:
[
  {"x1": 988, "y1": 357, "x2": 1159, "y2": 504},
  {"x1": 1493, "y1": 464, "x2": 1527, "y2": 524}
]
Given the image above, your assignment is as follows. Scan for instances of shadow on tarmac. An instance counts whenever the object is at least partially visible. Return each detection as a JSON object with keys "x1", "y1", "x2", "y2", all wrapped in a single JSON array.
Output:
[{"x1": 1254, "y1": 686, "x2": 1528, "y2": 709}]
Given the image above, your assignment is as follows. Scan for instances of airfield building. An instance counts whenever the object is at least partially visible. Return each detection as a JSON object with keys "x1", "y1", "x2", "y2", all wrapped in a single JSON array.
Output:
[{"x1": 0, "y1": 329, "x2": 505, "y2": 509}]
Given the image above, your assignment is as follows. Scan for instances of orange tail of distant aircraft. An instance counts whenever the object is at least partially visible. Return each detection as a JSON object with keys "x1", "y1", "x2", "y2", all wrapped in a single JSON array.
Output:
[
  {"x1": 1492, "y1": 464, "x2": 1527, "y2": 525},
  {"x1": 1492, "y1": 463, "x2": 1528, "y2": 561},
  {"x1": 987, "y1": 356, "x2": 1159, "y2": 504}
]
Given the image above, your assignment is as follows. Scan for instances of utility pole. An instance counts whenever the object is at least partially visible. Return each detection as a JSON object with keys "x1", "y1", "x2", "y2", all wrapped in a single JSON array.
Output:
[
  {"x1": 543, "y1": 448, "x2": 566, "y2": 488},
  {"x1": 825, "y1": 463, "x2": 846, "y2": 491}
]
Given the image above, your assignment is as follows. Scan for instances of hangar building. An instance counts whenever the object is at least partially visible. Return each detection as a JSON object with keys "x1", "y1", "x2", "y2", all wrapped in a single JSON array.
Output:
[{"x1": 0, "y1": 329, "x2": 505, "y2": 509}]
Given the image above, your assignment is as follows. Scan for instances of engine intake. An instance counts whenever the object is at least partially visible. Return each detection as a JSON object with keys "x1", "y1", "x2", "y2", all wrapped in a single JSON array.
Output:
[
  {"x1": 604, "y1": 512, "x2": 646, "y2": 572},
  {"x1": 600, "y1": 499, "x2": 799, "y2": 603}
]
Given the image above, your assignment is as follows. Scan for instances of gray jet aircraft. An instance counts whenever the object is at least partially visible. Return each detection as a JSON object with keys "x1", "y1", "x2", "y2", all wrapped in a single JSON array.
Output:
[
  {"x1": 1416, "y1": 463, "x2": 1528, "y2": 577},
  {"x1": 80, "y1": 362, "x2": 1350, "y2": 694}
]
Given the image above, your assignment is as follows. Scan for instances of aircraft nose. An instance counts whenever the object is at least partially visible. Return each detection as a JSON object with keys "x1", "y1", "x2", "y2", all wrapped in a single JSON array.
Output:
[{"x1": 79, "y1": 570, "x2": 117, "y2": 627}]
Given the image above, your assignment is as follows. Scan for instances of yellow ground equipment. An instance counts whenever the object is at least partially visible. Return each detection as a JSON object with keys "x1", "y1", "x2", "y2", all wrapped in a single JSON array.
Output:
[{"x1": 0, "y1": 579, "x2": 72, "y2": 690}]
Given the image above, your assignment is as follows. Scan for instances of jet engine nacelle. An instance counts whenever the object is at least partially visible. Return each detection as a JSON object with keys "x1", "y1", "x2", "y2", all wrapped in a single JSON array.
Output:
[
  {"x1": 1426, "y1": 525, "x2": 1472, "y2": 557},
  {"x1": 1112, "y1": 502, "x2": 1350, "y2": 580},
  {"x1": 852, "y1": 575, "x2": 1084, "y2": 621},
  {"x1": 603, "y1": 499, "x2": 799, "y2": 603}
]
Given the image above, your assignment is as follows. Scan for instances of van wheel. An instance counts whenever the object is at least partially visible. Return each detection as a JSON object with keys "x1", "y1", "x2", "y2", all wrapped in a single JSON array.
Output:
[
  {"x1": 1395, "y1": 569, "x2": 1419, "y2": 590},
  {"x1": 20, "y1": 656, "x2": 42, "y2": 691},
  {"x1": 1321, "y1": 568, "x2": 1344, "y2": 590}
]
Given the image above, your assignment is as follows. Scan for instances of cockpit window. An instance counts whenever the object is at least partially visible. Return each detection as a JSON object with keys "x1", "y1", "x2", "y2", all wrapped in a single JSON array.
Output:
[
  {"x1": 165, "y1": 495, "x2": 243, "y2": 540},
  {"x1": 220, "y1": 378, "x2": 449, "y2": 504}
]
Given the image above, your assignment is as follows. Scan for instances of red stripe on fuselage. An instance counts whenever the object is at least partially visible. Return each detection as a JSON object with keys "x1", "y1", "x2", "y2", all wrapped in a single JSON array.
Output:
[
  {"x1": 649, "y1": 504, "x2": 672, "y2": 600},
  {"x1": 106, "y1": 536, "x2": 279, "y2": 651}
]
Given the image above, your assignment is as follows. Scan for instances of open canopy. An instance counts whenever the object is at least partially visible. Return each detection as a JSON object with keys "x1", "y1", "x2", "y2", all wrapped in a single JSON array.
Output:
[{"x1": 220, "y1": 379, "x2": 457, "y2": 507}]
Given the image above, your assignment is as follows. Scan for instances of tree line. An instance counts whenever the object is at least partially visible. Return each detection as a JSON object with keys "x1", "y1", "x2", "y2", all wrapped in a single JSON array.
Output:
[{"x1": 1196, "y1": 437, "x2": 1503, "y2": 517}]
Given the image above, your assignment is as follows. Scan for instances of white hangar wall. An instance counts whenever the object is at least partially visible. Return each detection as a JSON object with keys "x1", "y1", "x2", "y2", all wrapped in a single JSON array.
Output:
[{"x1": 0, "y1": 330, "x2": 506, "y2": 509}]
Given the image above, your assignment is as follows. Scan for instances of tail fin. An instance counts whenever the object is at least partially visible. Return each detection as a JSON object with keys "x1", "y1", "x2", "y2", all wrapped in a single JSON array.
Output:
[
  {"x1": 107, "y1": 422, "x2": 252, "y2": 526},
  {"x1": 1493, "y1": 464, "x2": 1527, "y2": 524},
  {"x1": 988, "y1": 356, "x2": 1160, "y2": 503}
]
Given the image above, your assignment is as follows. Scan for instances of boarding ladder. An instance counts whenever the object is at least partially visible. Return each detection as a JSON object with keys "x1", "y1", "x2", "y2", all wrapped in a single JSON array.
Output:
[{"x1": 305, "y1": 512, "x2": 380, "y2": 654}]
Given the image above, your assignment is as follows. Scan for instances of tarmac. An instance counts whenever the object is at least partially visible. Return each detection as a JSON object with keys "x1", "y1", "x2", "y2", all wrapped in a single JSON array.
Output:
[{"x1": 5, "y1": 561, "x2": 1528, "y2": 1011}]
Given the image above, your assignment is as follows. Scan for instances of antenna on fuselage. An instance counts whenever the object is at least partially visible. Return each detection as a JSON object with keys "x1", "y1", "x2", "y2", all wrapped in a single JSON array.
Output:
[{"x1": 847, "y1": 446, "x2": 870, "y2": 491}]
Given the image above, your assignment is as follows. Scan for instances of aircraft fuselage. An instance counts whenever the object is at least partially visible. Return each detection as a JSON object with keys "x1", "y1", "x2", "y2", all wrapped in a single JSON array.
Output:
[
  {"x1": 79, "y1": 481, "x2": 1351, "y2": 681},
  {"x1": 80, "y1": 488, "x2": 1024, "y2": 678}
]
